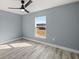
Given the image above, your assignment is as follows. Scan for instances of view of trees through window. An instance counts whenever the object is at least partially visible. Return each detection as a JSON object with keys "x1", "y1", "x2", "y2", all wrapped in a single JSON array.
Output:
[{"x1": 35, "y1": 16, "x2": 46, "y2": 38}]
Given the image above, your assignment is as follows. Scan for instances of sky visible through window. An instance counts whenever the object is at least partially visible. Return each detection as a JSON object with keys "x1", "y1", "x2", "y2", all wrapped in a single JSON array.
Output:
[{"x1": 35, "y1": 16, "x2": 46, "y2": 27}]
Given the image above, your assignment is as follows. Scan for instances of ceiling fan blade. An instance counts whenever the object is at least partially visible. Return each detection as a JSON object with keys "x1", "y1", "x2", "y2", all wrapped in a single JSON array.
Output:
[
  {"x1": 24, "y1": 9, "x2": 29, "y2": 13},
  {"x1": 25, "y1": 0, "x2": 32, "y2": 8},
  {"x1": 8, "y1": 7, "x2": 21, "y2": 9}
]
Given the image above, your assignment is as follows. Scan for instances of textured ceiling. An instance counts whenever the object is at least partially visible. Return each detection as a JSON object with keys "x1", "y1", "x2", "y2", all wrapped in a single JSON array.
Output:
[{"x1": 0, "y1": 0, "x2": 79, "y2": 15}]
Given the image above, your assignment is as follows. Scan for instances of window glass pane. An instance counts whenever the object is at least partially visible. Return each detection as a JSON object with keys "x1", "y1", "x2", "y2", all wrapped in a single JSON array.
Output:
[{"x1": 35, "y1": 16, "x2": 46, "y2": 38}]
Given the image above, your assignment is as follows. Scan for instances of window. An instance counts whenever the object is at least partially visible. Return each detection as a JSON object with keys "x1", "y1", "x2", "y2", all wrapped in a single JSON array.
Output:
[{"x1": 35, "y1": 16, "x2": 46, "y2": 38}]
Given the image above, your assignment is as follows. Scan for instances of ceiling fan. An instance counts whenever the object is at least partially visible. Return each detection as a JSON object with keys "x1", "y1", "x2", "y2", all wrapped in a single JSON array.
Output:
[{"x1": 8, "y1": 0, "x2": 32, "y2": 13}]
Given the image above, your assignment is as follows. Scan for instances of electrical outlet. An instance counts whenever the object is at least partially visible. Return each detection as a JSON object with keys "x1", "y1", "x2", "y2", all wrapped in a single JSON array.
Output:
[{"x1": 52, "y1": 38, "x2": 55, "y2": 40}]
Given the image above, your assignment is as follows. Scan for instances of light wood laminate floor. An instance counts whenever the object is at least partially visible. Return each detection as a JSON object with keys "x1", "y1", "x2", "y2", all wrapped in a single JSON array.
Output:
[{"x1": 0, "y1": 39, "x2": 79, "y2": 59}]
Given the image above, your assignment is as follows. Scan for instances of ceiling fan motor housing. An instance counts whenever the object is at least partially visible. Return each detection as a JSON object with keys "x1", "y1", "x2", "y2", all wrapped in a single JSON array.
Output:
[{"x1": 21, "y1": 0, "x2": 25, "y2": 4}]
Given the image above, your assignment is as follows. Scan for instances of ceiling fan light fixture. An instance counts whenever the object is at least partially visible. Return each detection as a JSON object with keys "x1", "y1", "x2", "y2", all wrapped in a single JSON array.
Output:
[{"x1": 21, "y1": 9, "x2": 25, "y2": 11}]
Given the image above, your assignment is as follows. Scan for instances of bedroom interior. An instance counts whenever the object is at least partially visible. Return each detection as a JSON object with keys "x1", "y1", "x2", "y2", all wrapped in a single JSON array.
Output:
[{"x1": 0, "y1": 0, "x2": 79, "y2": 59}]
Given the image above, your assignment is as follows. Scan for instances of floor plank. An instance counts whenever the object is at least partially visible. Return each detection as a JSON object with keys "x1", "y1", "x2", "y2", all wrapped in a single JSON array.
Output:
[{"x1": 0, "y1": 39, "x2": 79, "y2": 59}]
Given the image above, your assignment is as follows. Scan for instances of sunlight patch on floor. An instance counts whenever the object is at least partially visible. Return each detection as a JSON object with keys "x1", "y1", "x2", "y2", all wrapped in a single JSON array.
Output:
[
  {"x1": 0, "y1": 45, "x2": 11, "y2": 49},
  {"x1": 10, "y1": 43, "x2": 33, "y2": 47}
]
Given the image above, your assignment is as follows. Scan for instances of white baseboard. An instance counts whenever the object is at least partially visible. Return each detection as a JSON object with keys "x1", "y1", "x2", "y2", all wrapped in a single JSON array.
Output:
[
  {"x1": 0, "y1": 37, "x2": 22, "y2": 44},
  {"x1": 23, "y1": 37, "x2": 79, "y2": 54}
]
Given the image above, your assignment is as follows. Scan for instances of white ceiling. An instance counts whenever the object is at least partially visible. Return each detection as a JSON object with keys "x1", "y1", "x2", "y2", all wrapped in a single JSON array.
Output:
[{"x1": 0, "y1": 0, "x2": 79, "y2": 15}]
